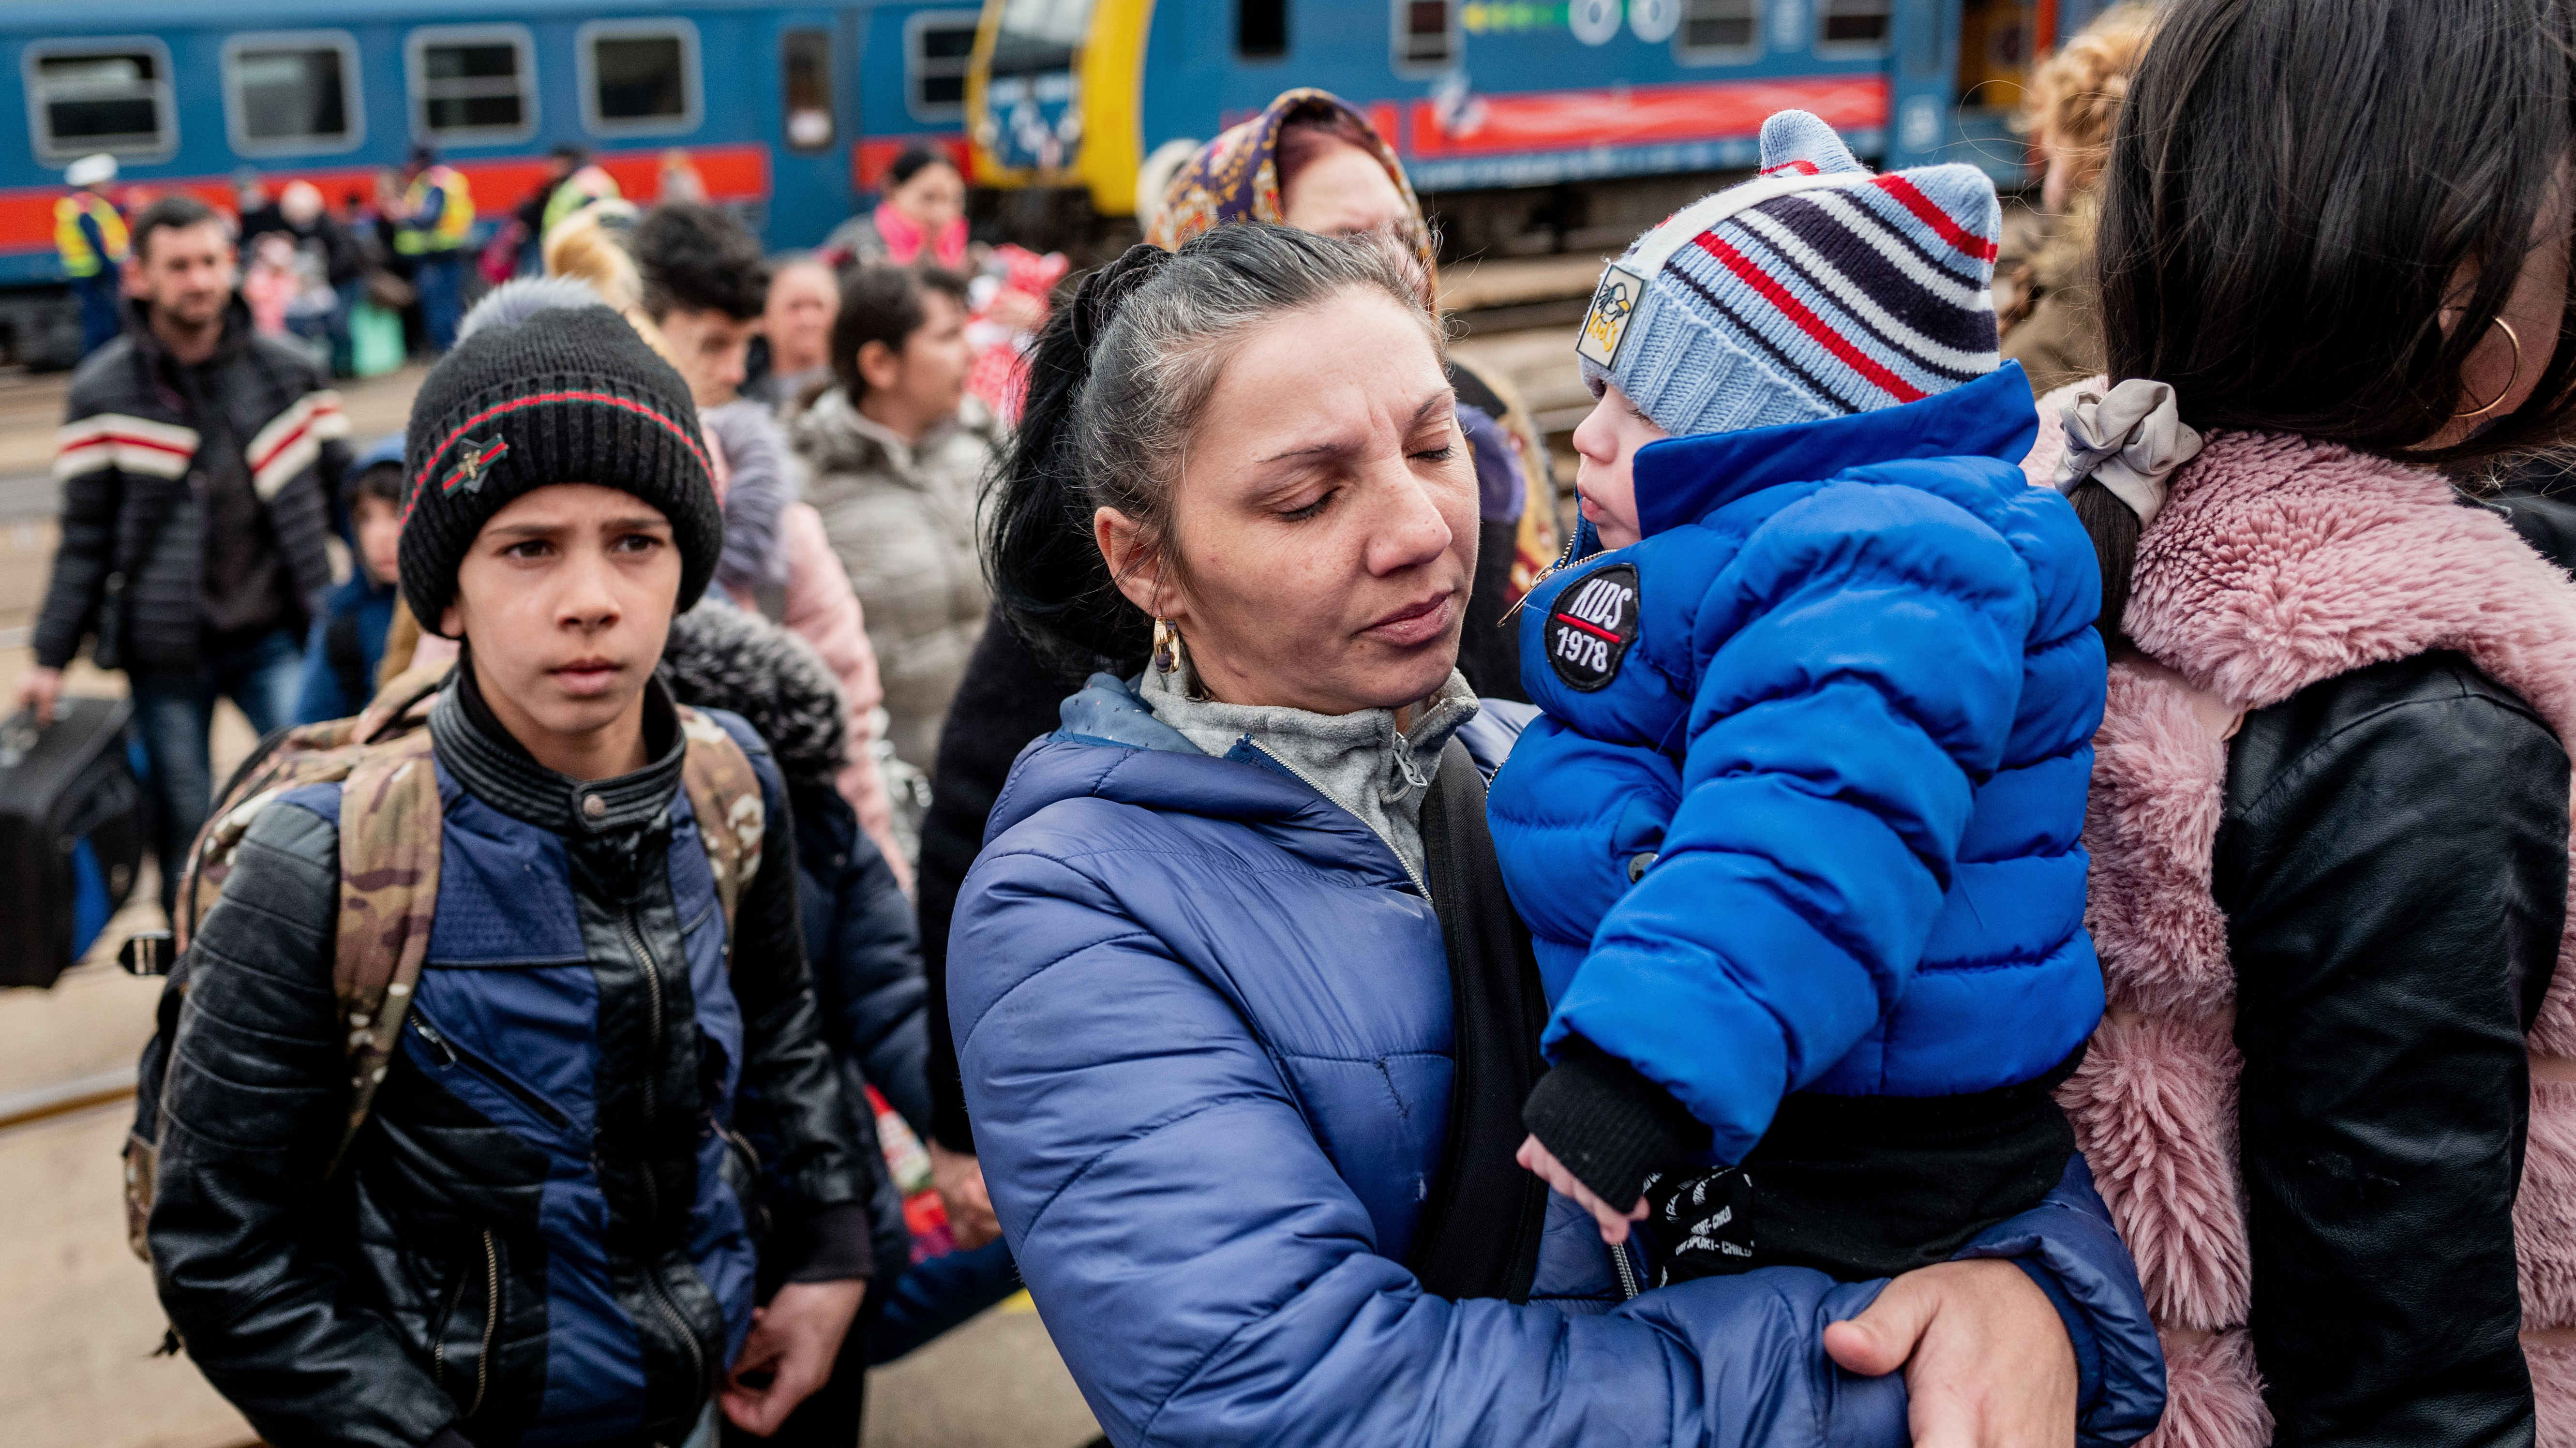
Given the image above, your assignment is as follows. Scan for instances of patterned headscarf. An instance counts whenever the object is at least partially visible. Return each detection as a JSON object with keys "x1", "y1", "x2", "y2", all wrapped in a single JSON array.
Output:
[{"x1": 1143, "y1": 88, "x2": 1439, "y2": 295}]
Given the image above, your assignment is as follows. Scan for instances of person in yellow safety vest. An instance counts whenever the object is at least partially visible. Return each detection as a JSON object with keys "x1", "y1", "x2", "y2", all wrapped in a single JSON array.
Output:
[
  {"x1": 56, "y1": 153, "x2": 130, "y2": 359},
  {"x1": 395, "y1": 145, "x2": 474, "y2": 352},
  {"x1": 542, "y1": 159, "x2": 622, "y2": 239}
]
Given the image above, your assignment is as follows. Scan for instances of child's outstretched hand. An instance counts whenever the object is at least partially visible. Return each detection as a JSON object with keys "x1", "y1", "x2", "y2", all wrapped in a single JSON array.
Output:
[{"x1": 1517, "y1": 1133, "x2": 1650, "y2": 1245}]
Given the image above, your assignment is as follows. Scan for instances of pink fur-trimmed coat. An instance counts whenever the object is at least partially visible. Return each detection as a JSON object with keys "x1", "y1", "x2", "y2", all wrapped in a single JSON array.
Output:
[{"x1": 2022, "y1": 409, "x2": 2576, "y2": 1447}]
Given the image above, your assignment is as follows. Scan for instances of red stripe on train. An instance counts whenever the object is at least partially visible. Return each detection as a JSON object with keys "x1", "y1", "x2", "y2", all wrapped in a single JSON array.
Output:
[
  {"x1": 0, "y1": 142, "x2": 773, "y2": 256},
  {"x1": 1405, "y1": 76, "x2": 1889, "y2": 160}
]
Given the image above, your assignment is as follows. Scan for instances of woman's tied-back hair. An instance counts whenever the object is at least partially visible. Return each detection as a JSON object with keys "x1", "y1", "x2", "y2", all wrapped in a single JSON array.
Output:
[
  {"x1": 986, "y1": 224, "x2": 1438, "y2": 679},
  {"x1": 2085, "y1": 0, "x2": 2576, "y2": 641},
  {"x1": 543, "y1": 203, "x2": 643, "y2": 309}
]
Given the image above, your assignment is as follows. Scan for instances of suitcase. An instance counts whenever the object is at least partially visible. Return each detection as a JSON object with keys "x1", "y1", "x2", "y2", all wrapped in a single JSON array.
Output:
[{"x1": 0, "y1": 697, "x2": 148, "y2": 987}]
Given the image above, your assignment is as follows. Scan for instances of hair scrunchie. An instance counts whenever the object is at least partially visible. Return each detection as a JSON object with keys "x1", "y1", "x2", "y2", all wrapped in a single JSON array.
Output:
[
  {"x1": 1070, "y1": 242, "x2": 1176, "y2": 355},
  {"x1": 2053, "y1": 378, "x2": 2204, "y2": 530}
]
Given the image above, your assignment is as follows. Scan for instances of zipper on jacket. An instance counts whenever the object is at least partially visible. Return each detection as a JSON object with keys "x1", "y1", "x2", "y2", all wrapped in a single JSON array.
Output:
[
  {"x1": 409, "y1": 1012, "x2": 574, "y2": 1130},
  {"x1": 621, "y1": 908, "x2": 666, "y2": 1127},
  {"x1": 469, "y1": 1229, "x2": 498, "y2": 1417},
  {"x1": 1610, "y1": 1239, "x2": 1642, "y2": 1302},
  {"x1": 1249, "y1": 740, "x2": 1432, "y2": 897},
  {"x1": 616, "y1": 906, "x2": 710, "y2": 1392},
  {"x1": 433, "y1": 1228, "x2": 501, "y2": 1418},
  {"x1": 1501, "y1": 523, "x2": 1586, "y2": 625}
]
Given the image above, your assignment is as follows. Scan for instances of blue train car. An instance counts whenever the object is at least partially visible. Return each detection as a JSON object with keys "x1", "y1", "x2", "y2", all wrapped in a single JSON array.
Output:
[
  {"x1": 0, "y1": 0, "x2": 986, "y2": 363},
  {"x1": 971, "y1": 0, "x2": 2112, "y2": 224}
]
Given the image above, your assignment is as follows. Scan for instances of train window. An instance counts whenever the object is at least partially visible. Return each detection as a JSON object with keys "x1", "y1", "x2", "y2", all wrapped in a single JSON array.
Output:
[
  {"x1": 223, "y1": 31, "x2": 363, "y2": 156},
  {"x1": 1815, "y1": 0, "x2": 1893, "y2": 56},
  {"x1": 579, "y1": 20, "x2": 703, "y2": 136},
  {"x1": 407, "y1": 25, "x2": 537, "y2": 144},
  {"x1": 1391, "y1": 0, "x2": 1457, "y2": 72},
  {"x1": 1677, "y1": 0, "x2": 1760, "y2": 60},
  {"x1": 782, "y1": 30, "x2": 835, "y2": 150},
  {"x1": 908, "y1": 10, "x2": 983, "y2": 123},
  {"x1": 24, "y1": 38, "x2": 176, "y2": 164},
  {"x1": 992, "y1": 0, "x2": 1093, "y2": 78},
  {"x1": 1239, "y1": 0, "x2": 1289, "y2": 60}
]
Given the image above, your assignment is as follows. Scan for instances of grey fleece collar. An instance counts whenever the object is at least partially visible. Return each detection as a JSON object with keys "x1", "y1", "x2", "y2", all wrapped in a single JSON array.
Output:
[{"x1": 1138, "y1": 658, "x2": 1478, "y2": 884}]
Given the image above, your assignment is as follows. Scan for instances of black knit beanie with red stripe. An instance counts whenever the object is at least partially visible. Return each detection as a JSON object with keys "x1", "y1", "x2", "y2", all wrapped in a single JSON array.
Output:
[{"x1": 397, "y1": 303, "x2": 721, "y2": 636}]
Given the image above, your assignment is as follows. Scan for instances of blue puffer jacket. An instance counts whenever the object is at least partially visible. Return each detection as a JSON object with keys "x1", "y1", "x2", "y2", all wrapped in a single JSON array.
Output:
[
  {"x1": 1489, "y1": 363, "x2": 2106, "y2": 1164},
  {"x1": 952, "y1": 674, "x2": 2161, "y2": 1447}
]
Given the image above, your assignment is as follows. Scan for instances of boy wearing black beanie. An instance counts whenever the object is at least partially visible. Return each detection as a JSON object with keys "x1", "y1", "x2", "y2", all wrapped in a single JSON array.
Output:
[{"x1": 147, "y1": 305, "x2": 878, "y2": 1448}]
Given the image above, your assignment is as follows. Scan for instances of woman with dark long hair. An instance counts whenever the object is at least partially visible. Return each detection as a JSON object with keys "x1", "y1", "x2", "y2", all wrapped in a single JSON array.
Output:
[{"x1": 2043, "y1": 1, "x2": 2576, "y2": 1442}]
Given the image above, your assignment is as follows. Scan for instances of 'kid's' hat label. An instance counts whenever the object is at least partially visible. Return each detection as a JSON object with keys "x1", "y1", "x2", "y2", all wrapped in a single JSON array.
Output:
[
  {"x1": 1578, "y1": 265, "x2": 1647, "y2": 371},
  {"x1": 1546, "y1": 562, "x2": 1640, "y2": 692}
]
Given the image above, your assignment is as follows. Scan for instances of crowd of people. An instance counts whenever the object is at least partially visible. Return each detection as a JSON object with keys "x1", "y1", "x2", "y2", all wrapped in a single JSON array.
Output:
[{"x1": 18, "y1": 0, "x2": 2576, "y2": 1443}]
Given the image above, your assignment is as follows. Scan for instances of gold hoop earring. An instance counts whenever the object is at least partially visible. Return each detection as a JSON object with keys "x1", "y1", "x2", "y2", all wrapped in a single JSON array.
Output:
[
  {"x1": 1152, "y1": 617, "x2": 1183, "y2": 675},
  {"x1": 2454, "y1": 316, "x2": 2525, "y2": 419}
]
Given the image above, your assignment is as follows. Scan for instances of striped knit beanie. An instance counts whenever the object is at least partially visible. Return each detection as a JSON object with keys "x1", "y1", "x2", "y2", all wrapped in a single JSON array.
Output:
[
  {"x1": 1576, "y1": 110, "x2": 2001, "y2": 436},
  {"x1": 398, "y1": 303, "x2": 720, "y2": 635}
]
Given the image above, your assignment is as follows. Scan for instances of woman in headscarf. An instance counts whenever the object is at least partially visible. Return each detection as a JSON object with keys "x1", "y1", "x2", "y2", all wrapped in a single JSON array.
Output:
[
  {"x1": 906, "y1": 89, "x2": 1563, "y2": 1258},
  {"x1": 1149, "y1": 88, "x2": 1564, "y2": 644}
]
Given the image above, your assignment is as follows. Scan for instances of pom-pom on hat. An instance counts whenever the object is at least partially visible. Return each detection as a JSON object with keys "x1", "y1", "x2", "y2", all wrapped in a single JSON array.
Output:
[
  {"x1": 1576, "y1": 111, "x2": 2003, "y2": 436},
  {"x1": 397, "y1": 303, "x2": 721, "y2": 635}
]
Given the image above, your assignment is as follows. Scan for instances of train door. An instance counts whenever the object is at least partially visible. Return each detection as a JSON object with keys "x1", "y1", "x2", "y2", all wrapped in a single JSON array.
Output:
[
  {"x1": 1951, "y1": 0, "x2": 2035, "y2": 180},
  {"x1": 768, "y1": 16, "x2": 855, "y2": 246},
  {"x1": 1887, "y1": 0, "x2": 2039, "y2": 183}
]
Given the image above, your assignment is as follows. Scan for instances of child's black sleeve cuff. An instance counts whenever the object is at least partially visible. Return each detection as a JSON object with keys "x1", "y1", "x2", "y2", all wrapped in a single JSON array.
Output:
[
  {"x1": 1522, "y1": 1034, "x2": 1712, "y2": 1209},
  {"x1": 780, "y1": 1201, "x2": 876, "y2": 1284}
]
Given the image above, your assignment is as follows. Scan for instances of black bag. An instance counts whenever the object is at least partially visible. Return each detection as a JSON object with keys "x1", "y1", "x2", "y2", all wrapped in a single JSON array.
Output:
[
  {"x1": 0, "y1": 698, "x2": 147, "y2": 987},
  {"x1": 1402, "y1": 740, "x2": 1555, "y2": 1302}
]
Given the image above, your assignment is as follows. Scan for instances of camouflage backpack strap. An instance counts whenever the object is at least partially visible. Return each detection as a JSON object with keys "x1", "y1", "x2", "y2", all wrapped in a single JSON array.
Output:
[
  {"x1": 174, "y1": 666, "x2": 448, "y2": 952},
  {"x1": 677, "y1": 706, "x2": 766, "y2": 939},
  {"x1": 327, "y1": 725, "x2": 444, "y2": 1175},
  {"x1": 353, "y1": 661, "x2": 451, "y2": 744}
]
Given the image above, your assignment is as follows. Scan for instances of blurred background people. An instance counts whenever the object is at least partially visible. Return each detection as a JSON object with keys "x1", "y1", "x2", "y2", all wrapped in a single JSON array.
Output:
[
  {"x1": 822, "y1": 146, "x2": 968, "y2": 273},
  {"x1": 251, "y1": 181, "x2": 365, "y2": 375},
  {"x1": 391, "y1": 146, "x2": 473, "y2": 351},
  {"x1": 747, "y1": 251, "x2": 841, "y2": 414},
  {"x1": 54, "y1": 153, "x2": 128, "y2": 359},
  {"x1": 793, "y1": 265, "x2": 994, "y2": 780},
  {"x1": 1996, "y1": 3, "x2": 2155, "y2": 396},
  {"x1": 291, "y1": 435, "x2": 404, "y2": 725}
]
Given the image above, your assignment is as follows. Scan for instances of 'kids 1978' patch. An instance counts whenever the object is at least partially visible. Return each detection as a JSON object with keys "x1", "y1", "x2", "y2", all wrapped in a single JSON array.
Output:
[{"x1": 1546, "y1": 563, "x2": 1640, "y2": 691}]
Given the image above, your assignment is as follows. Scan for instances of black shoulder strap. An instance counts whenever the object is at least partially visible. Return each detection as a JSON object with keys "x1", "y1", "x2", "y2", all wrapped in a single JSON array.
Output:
[
  {"x1": 325, "y1": 612, "x2": 368, "y2": 717},
  {"x1": 1404, "y1": 739, "x2": 1553, "y2": 1302}
]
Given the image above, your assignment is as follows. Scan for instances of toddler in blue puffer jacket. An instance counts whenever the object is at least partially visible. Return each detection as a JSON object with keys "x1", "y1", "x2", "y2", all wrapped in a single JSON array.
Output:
[{"x1": 1491, "y1": 111, "x2": 2108, "y2": 1286}]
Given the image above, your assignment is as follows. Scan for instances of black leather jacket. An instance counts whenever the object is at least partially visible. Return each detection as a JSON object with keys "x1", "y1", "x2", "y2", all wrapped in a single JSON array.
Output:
[
  {"x1": 148, "y1": 678, "x2": 872, "y2": 1448},
  {"x1": 2219, "y1": 649, "x2": 2569, "y2": 1448}
]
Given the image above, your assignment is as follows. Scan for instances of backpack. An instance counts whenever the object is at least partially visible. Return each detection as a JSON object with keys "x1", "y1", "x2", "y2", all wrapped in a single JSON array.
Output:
[{"x1": 120, "y1": 666, "x2": 768, "y2": 1264}]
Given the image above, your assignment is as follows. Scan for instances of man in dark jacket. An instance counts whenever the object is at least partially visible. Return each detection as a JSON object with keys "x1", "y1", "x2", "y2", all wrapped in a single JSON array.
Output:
[
  {"x1": 146, "y1": 305, "x2": 877, "y2": 1448},
  {"x1": 17, "y1": 192, "x2": 348, "y2": 905}
]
